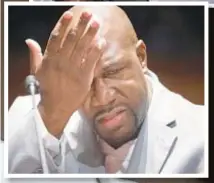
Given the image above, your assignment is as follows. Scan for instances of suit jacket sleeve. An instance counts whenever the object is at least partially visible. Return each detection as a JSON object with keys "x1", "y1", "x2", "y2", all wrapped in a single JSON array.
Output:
[{"x1": 8, "y1": 96, "x2": 74, "y2": 173}]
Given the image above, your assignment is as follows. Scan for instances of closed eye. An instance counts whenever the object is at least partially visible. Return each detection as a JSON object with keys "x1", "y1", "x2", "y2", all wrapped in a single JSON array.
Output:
[{"x1": 103, "y1": 67, "x2": 124, "y2": 77}]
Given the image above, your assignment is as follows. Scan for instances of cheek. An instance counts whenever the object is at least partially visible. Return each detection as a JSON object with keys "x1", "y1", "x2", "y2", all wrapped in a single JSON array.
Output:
[
  {"x1": 118, "y1": 80, "x2": 147, "y2": 109},
  {"x1": 109, "y1": 68, "x2": 147, "y2": 110},
  {"x1": 126, "y1": 66, "x2": 148, "y2": 108}
]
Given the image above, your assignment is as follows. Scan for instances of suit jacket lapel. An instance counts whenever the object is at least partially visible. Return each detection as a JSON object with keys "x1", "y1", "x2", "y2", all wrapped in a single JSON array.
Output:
[
  {"x1": 145, "y1": 120, "x2": 178, "y2": 173},
  {"x1": 128, "y1": 74, "x2": 179, "y2": 173},
  {"x1": 127, "y1": 116, "x2": 178, "y2": 174},
  {"x1": 145, "y1": 79, "x2": 179, "y2": 173}
]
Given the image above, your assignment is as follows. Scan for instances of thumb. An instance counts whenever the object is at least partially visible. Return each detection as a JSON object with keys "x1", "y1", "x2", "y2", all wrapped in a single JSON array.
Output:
[{"x1": 25, "y1": 39, "x2": 43, "y2": 75}]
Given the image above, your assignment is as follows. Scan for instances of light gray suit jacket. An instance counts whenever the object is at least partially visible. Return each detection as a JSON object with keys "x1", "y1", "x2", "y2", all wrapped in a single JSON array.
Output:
[
  {"x1": 126, "y1": 76, "x2": 205, "y2": 174},
  {"x1": 8, "y1": 71, "x2": 205, "y2": 174}
]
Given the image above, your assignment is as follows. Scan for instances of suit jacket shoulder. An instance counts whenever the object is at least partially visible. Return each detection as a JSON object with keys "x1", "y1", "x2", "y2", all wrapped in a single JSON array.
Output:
[{"x1": 151, "y1": 84, "x2": 205, "y2": 174}]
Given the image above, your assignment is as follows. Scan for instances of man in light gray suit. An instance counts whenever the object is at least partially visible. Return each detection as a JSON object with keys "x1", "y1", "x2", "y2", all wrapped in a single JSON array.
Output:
[{"x1": 8, "y1": 6, "x2": 205, "y2": 174}]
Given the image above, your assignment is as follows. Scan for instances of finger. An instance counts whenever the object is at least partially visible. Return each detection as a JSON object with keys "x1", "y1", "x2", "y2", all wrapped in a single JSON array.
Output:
[
  {"x1": 83, "y1": 38, "x2": 106, "y2": 73},
  {"x1": 72, "y1": 19, "x2": 100, "y2": 63},
  {"x1": 62, "y1": 11, "x2": 92, "y2": 56},
  {"x1": 25, "y1": 39, "x2": 43, "y2": 74},
  {"x1": 78, "y1": 19, "x2": 100, "y2": 52},
  {"x1": 46, "y1": 11, "x2": 73, "y2": 53},
  {"x1": 75, "y1": 11, "x2": 93, "y2": 41}
]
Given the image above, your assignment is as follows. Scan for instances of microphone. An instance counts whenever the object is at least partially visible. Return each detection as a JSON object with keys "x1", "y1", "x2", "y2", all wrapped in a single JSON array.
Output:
[
  {"x1": 25, "y1": 75, "x2": 39, "y2": 109},
  {"x1": 25, "y1": 75, "x2": 39, "y2": 95},
  {"x1": 24, "y1": 75, "x2": 49, "y2": 173}
]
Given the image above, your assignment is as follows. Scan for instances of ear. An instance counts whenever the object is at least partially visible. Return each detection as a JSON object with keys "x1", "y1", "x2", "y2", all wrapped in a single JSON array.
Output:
[{"x1": 136, "y1": 39, "x2": 148, "y2": 73}]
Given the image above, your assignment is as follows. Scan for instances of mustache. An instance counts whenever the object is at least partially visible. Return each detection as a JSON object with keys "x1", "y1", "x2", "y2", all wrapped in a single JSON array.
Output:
[{"x1": 93, "y1": 104, "x2": 127, "y2": 122}]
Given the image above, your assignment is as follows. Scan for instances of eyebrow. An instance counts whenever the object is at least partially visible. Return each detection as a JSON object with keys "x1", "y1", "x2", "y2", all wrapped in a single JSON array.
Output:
[{"x1": 102, "y1": 59, "x2": 127, "y2": 72}]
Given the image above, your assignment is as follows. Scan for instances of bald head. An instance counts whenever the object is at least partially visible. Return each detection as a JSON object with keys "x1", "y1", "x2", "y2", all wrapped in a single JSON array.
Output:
[{"x1": 68, "y1": 6, "x2": 138, "y2": 49}]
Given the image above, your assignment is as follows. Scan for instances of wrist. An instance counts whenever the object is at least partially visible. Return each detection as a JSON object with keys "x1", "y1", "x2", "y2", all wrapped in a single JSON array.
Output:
[{"x1": 38, "y1": 102, "x2": 73, "y2": 138}]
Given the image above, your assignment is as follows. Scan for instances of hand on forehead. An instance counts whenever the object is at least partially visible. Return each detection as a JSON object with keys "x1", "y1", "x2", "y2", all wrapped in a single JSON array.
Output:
[
  {"x1": 69, "y1": 6, "x2": 141, "y2": 70},
  {"x1": 54, "y1": 6, "x2": 140, "y2": 70}
]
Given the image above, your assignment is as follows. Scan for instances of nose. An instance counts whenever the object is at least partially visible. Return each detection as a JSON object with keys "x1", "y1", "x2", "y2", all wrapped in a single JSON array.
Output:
[{"x1": 91, "y1": 78, "x2": 115, "y2": 107}]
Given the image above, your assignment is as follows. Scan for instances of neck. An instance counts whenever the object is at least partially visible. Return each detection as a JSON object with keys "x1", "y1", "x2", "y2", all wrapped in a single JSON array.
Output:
[{"x1": 99, "y1": 138, "x2": 136, "y2": 173}]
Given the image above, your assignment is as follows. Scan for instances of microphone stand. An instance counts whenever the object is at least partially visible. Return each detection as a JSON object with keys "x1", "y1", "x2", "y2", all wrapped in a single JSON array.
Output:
[{"x1": 25, "y1": 75, "x2": 49, "y2": 173}]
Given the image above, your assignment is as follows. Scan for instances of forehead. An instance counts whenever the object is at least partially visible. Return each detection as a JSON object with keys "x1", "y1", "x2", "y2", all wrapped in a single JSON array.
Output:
[
  {"x1": 100, "y1": 41, "x2": 130, "y2": 66},
  {"x1": 95, "y1": 40, "x2": 135, "y2": 71}
]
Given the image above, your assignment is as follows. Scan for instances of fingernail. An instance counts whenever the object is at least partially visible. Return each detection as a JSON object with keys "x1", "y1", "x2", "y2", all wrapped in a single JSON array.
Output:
[
  {"x1": 25, "y1": 39, "x2": 30, "y2": 44},
  {"x1": 91, "y1": 20, "x2": 99, "y2": 29},
  {"x1": 81, "y1": 11, "x2": 92, "y2": 19},
  {"x1": 63, "y1": 11, "x2": 72, "y2": 20}
]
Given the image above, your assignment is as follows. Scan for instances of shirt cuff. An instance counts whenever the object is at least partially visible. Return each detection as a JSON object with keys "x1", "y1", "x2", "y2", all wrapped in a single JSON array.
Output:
[{"x1": 33, "y1": 107, "x2": 62, "y2": 156}]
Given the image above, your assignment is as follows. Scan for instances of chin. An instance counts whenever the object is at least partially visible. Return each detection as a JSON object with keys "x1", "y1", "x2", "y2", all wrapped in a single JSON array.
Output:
[
  {"x1": 99, "y1": 128, "x2": 136, "y2": 148},
  {"x1": 106, "y1": 136, "x2": 132, "y2": 149}
]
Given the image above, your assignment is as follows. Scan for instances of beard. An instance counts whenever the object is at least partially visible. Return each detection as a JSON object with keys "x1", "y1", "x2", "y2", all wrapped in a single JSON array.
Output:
[{"x1": 93, "y1": 104, "x2": 144, "y2": 149}]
